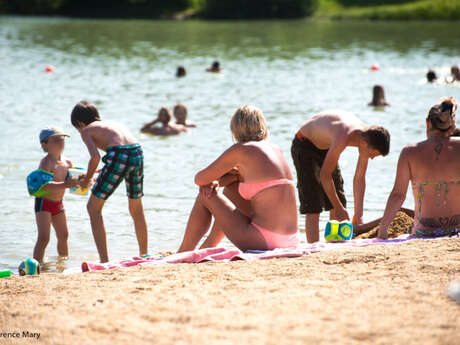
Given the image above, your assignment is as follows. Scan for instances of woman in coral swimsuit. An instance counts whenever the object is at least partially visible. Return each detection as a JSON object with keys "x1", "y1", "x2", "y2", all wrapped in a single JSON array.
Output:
[{"x1": 178, "y1": 105, "x2": 299, "y2": 252}]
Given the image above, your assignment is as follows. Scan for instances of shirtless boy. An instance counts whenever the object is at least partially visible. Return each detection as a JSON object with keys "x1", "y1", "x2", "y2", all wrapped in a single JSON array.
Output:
[
  {"x1": 31, "y1": 127, "x2": 79, "y2": 262},
  {"x1": 291, "y1": 110, "x2": 390, "y2": 243},
  {"x1": 71, "y1": 101, "x2": 148, "y2": 263}
]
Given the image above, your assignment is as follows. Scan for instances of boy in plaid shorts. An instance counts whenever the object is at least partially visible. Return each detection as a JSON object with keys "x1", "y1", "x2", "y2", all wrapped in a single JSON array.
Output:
[{"x1": 71, "y1": 101, "x2": 148, "y2": 263}]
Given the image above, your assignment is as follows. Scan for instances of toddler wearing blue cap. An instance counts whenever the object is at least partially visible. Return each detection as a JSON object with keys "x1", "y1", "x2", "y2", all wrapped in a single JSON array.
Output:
[{"x1": 26, "y1": 126, "x2": 80, "y2": 262}]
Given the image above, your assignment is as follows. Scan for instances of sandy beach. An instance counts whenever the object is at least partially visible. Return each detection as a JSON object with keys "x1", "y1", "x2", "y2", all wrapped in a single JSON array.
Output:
[{"x1": 1, "y1": 237, "x2": 459, "y2": 345}]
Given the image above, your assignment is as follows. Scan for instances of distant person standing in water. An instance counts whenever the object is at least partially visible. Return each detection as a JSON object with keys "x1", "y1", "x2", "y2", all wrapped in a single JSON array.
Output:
[
  {"x1": 176, "y1": 66, "x2": 186, "y2": 78},
  {"x1": 206, "y1": 60, "x2": 222, "y2": 73},
  {"x1": 173, "y1": 104, "x2": 196, "y2": 128},
  {"x1": 426, "y1": 70, "x2": 438, "y2": 83},
  {"x1": 141, "y1": 107, "x2": 187, "y2": 136},
  {"x1": 368, "y1": 85, "x2": 390, "y2": 107}
]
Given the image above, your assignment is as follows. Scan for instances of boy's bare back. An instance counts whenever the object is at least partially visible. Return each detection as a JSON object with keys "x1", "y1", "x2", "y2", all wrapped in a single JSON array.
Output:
[
  {"x1": 298, "y1": 110, "x2": 366, "y2": 149},
  {"x1": 81, "y1": 121, "x2": 138, "y2": 152}
]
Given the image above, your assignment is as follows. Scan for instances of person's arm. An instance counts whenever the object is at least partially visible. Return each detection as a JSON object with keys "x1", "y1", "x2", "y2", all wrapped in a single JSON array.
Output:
[
  {"x1": 354, "y1": 207, "x2": 414, "y2": 236},
  {"x1": 38, "y1": 160, "x2": 78, "y2": 191},
  {"x1": 80, "y1": 129, "x2": 100, "y2": 189},
  {"x1": 195, "y1": 145, "x2": 240, "y2": 187},
  {"x1": 320, "y1": 140, "x2": 349, "y2": 221},
  {"x1": 143, "y1": 126, "x2": 164, "y2": 135},
  {"x1": 42, "y1": 179, "x2": 78, "y2": 191},
  {"x1": 218, "y1": 168, "x2": 241, "y2": 187},
  {"x1": 377, "y1": 148, "x2": 411, "y2": 239},
  {"x1": 141, "y1": 119, "x2": 159, "y2": 132},
  {"x1": 352, "y1": 154, "x2": 369, "y2": 226}
]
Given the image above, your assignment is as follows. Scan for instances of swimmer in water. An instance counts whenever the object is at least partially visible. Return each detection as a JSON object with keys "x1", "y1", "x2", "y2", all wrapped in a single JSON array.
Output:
[
  {"x1": 141, "y1": 107, "x2": 188, "y2": 136},
  {"x1": 173, "y1": 104, "x2": 196, "y2": 128},
  {"x1": 446, "y1": 65, "x2": 460, "y2": 83},
  {"x1": 176, "y1": 66, "x2": 186, "y2": 78},
  {"x1": 426, "y1": 70, "x2": 438, "y2": 83},
  {"x1": 206, "y1": 60, "x2": 222, "y2": 73},
  {"x1": 378, "y1": 97, "x2": 460, "y2": 239},
  {"x1": 368, "y1": 85, "x2": 390, "y2": 107}
]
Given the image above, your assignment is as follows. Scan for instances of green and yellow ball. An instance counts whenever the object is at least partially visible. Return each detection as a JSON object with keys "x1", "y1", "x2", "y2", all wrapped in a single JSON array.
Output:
[
  {"x1": 324, "y1": 220, "x2": 353, "y2": 241},
  {"x1": 18, "y1": 258, "x2": 40, "y2": 276}
]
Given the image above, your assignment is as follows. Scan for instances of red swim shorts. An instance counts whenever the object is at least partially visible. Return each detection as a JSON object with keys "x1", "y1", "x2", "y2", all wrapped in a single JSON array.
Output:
[{"x1": 34, "y1": 198, "x2": 64, "y2": 216}]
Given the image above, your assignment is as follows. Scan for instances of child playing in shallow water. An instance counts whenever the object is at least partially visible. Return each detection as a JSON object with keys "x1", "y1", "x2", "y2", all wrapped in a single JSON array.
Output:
[
  {"x1": 30, "y1": 127, "x2": 79, "y2": 262},
  {"x1": 71, "y1": 101, "x2": 148, "y2": 263}
]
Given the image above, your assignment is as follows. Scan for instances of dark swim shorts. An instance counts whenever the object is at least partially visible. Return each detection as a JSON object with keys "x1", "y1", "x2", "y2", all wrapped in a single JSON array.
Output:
[
  {"x1": 291, "y1": 132, "x2": 346, "y2": 214},
  {"x1": 92, "y1": 144, "x2": 144, "y2": 200}
]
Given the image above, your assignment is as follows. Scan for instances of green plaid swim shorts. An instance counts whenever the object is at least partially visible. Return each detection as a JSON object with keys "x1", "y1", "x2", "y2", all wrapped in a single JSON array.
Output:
[{"x1": 92, "y1": 144, "x2": 144, "y2": 200}]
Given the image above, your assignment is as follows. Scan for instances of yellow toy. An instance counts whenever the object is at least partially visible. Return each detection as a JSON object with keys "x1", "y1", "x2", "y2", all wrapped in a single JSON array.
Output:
[{"x1": 324, "y1": 220, "x2": 353, "y2": 241}]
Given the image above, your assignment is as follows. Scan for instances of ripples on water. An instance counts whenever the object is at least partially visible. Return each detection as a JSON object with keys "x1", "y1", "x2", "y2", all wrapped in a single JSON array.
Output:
[{"x1": 1, "y1": 17, "x2": 459, "y2": 272}]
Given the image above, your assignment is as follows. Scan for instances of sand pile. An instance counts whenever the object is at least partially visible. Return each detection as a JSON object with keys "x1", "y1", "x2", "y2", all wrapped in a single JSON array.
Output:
[{"x1": 356, "y1": 211, "x2": 413, "y2": 239}]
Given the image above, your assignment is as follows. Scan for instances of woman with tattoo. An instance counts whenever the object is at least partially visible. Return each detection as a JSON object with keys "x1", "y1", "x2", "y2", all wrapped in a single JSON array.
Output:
[{"x1": 378, "y1": 97, "x2": 460, "y2": 239}]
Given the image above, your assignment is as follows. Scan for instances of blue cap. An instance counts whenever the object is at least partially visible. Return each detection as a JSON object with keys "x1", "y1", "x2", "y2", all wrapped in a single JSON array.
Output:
[{"x1": 39, "y1": 126, "x2": 69, "y2": 143}]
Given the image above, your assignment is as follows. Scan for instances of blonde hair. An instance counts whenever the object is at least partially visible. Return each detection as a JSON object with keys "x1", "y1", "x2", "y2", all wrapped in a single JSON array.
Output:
[{"x1": 230, "y1": 105, "x2": 268, "y2": 142}]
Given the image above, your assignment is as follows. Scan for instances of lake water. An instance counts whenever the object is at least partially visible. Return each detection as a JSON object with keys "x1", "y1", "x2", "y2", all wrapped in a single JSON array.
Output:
[{"x1": 1, "y1": 16, "x2": 459, "y2": 272}]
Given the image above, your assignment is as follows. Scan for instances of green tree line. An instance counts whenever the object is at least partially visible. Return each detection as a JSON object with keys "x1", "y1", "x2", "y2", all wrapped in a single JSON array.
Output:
[
  {"x1": 0, "y1": 0, "x2": 318, "y2": 18},
  {"x1": 0, "y1": 0, "x2": 197, "y2": 17},
  {"x1": 0, "y1": 0, "x2": 457, "y2": 20},
  {"x1": 336, "y1": 0, "x2": 418, "y2": 5}
]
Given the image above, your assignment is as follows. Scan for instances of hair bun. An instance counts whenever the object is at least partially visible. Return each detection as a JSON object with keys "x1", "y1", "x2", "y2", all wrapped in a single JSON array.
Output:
[
  {"x1": 428, "y1": 97, "x2": 457, "y2": 131},
  {"x1": 440, "y1": 96, "x2": 457, "y2": 114}
]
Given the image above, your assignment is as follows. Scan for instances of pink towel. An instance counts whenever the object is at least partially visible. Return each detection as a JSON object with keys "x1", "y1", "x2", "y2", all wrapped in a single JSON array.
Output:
[{"x1": 62, "y1": 234, "x2": 450, "y2": 275}]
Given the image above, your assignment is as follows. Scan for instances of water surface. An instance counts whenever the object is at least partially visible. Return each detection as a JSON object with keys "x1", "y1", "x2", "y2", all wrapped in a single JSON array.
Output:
[{"x1": 1, "y1": 17, "x2": 459, "y2": 272}]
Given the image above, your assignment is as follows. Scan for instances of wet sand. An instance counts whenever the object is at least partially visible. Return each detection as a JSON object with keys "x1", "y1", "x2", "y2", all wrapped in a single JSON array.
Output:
[
  {"x1": 1, "y1": 237, "x2": 459, "y2": 345},
  {"x1": 355, "y1": 211, "x2": 414, "y2": 239}
]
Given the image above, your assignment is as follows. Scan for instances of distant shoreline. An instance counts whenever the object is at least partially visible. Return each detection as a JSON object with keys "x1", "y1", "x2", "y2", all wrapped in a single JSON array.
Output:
[{"x1": 315, "y1": 0, "x2": 460, "y2": 21}]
